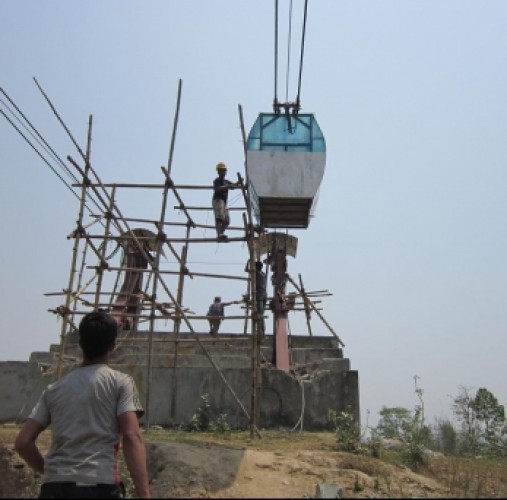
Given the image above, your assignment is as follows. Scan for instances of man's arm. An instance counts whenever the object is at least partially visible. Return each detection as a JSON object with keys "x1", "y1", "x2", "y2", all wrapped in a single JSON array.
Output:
[
  {"x1": 15, "y1": 418, "x2": 45, "y2": 474},
  {"x1": 222, "y1": 300, "x2": 241, "y2": 307},
  {"x1": 214, "y1": 179, "x2": 239, "y2": 192},
  {"x1": 119, "y1": 411, "x2": 151, "y2": 498}
]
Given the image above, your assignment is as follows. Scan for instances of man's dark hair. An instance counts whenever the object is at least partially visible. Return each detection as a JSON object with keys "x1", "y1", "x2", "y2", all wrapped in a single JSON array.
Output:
[
  {"x1": 255, "y1": 261, "x2": 263, "y2": 270},
  {"x1": 78, "y1": 310, "x2": 118, "y2": 360}
]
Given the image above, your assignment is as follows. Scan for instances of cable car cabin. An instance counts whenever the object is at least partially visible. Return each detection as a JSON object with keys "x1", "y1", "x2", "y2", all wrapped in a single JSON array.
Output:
[{"x1": 246, "y1": 112, "x2": 326, "y2": 229}]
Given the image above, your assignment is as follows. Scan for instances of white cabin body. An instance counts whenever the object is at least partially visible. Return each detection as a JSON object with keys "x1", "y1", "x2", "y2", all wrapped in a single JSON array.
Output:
[{"x1": 246, "y1": 113, "x2": 326, "y2": 229}]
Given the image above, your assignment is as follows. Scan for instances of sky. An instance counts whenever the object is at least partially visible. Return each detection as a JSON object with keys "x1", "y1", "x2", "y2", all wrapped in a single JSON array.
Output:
[{"x1": 1, "y1": 0, "x2": 506, "y2": 430}]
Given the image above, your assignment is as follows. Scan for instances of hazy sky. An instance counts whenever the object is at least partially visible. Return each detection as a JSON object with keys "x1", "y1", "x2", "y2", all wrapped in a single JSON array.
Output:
[{"x1": 1, "y1": 0, "x2": 506, "y2": 429}]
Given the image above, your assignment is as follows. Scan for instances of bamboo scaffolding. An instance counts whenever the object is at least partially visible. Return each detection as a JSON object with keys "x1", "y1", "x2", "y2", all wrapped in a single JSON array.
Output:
[
  {"x1": 39, "y1": 79, "x2": 338, "y2": 441},
  {"x1": 5, "y1": 78, "x2": 348, "y2": 443}
]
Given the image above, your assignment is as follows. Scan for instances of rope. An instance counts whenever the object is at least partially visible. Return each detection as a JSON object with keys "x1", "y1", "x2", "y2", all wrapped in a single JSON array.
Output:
[
  {"x1": 286, "y1": 315, "x2": 305, "y2": 432},
  {"x1": 290, "y1": 373, "x2": 305, "y2": 432}
]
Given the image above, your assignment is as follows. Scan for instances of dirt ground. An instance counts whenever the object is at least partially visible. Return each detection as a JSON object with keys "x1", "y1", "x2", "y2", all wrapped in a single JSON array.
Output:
[
  {"x1": 145, "y1": 440, "x2": 451, "y2": 498},
  {"x1": 0, "y1": 426, "x2": 455, "y2": 499}
]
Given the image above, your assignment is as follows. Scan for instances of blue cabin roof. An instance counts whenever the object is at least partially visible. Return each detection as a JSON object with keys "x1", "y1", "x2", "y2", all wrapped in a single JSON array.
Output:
[{"x1": 247, "y1": 113, "x2": 326, "y2": 153}]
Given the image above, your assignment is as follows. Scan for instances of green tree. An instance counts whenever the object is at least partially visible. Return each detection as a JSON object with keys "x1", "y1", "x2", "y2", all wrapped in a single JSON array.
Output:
[
  {"x1": 473, "y1": 388, "x2": 505, "y2": 455},
  {"x1": 376, "y1": 406, "x2": 412, "y2": 439},
  {"x1": 451, "y1": 386, "x2": 476, "y2": 435},
  {"x1": 473, "y1": 388, "x2": 505, "y2": 436},
  {"x1": 435, "y1": 419, "x2": 457, "y2": 455},
  {"x1": 374, "y1": 377, "x2": 431, "y2": 471},
  {"x1": 451, "y1": 386, "x2": 506, "y2": 456}
]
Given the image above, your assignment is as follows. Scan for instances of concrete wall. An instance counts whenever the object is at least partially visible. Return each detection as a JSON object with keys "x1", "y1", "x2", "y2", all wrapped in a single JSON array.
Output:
[{"x1": 0, "y1": 334, "x2": 359, "y2": 430}]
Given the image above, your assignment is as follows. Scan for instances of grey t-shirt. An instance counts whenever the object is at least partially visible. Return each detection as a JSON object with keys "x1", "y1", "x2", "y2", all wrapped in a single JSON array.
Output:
[{"x1": 29, "y1": 364, "x2": 143, "y2": 485}]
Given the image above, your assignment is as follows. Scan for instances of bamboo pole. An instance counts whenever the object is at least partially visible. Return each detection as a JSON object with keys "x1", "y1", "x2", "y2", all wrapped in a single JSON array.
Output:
[
  {"x1": 115, "y1": 336, "x2": 255, "y2": 344},
  {"x1": 56, "y1": 115, "x2": 94, "y2": 379},
  {"x1": 298, "y1": 274, "x2": 313, "y2": 337},
  {"x1": 286, "y1": 274, "x2": 345, "y2": 346},
  {"x1": 170, "y1": 222, "x2": 190, "y2": 420},
  {"x1": 81, "y1": 234, "x2": 247, "y2": 244},
  {"x1": 172, "y1": 206, "x2": 246, "y2": 211},
  {"x1": 73, "y1": 233, "x2": 90, "y2": 317},
  {"x1": 84, "y1": 266, "x2": 248, "y2": 281},
  {"x1": 94, "y1": 187, "x2": 116, "y2": 308},
  {"x1": 72, "y1": 182, "x2": 240, "y2": 189},
  {"x1": 88, "y1": 214, "x2": 245, "y2": 231},
  {"x1": 146, "y1": 79, "x2": 183, "y2": 430},
  {"x1": 238, "y1": 103, "x2": 263, "y2": 439}
]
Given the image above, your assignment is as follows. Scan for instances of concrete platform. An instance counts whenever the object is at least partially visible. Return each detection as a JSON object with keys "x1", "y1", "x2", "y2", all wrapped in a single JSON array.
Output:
[{"x1": 0, "y1": 331, "x2": 359, "y2": 430}]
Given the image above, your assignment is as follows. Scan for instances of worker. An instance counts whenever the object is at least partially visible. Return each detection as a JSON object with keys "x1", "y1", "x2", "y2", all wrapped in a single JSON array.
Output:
[
  {"x1": 207, "y1": 296, "x2": 238, "y2": 336},
  {"x1": 14, "y1": 310, "x2": 151, "y2": 499},
  {"x1": 255, "y1": 261, "x2": 268, "y2": 335},
  {"x1": 244, "y1": 259, "x2": 268, "y2": 335},
  {"x1": 212, "y1": 162, "x2": 239, "y2": 240}
]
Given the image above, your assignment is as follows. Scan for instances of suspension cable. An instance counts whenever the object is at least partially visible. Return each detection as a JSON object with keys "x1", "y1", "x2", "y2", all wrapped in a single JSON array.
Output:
[
  {"x1": 0, "y1": 91, "x2": 79, "y2": 185},
  {"x1": 296, "y1": 0, "x2": 309, "y2": 111},
  {"x1": 273, "y1": 0, "x2": 279, "y2": 110},
  {"x1": 285, "y1": 0, "x2": 293, "y2": 102},
  {"x1": 273, "y1": 0, "x2": 310, "y2": 113},
  {"x1": 0, "y1": 108, "x2": 81, "y2": 201},
  {"x1": 0, "y1": 89, "x2": 114, "y2": 223}
]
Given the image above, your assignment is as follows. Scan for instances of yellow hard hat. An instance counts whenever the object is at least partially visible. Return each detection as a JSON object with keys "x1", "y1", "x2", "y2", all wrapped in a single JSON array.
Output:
[{"x1": 216, "y1": 162, "x2": 227, "y2": 171}]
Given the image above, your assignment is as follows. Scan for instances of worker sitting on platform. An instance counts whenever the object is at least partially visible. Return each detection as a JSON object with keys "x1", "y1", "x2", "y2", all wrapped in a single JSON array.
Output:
[{"x1": 212, "y1": 162, "x2": 239, "y2": 240}]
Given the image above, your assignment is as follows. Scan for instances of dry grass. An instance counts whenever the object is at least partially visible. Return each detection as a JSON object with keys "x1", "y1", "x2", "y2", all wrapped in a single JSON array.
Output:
[
  {"x1": 2, "y1": 425, "x2": 507, "y2": 498},
  {"x1": 424, "y1": 455, "x2": 507, "y2": 498}
]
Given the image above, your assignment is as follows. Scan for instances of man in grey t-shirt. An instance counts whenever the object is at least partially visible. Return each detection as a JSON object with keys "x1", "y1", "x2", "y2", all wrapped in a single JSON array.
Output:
[{"x1": 15, "y1": 311, "x2": 151, "y2": 498}]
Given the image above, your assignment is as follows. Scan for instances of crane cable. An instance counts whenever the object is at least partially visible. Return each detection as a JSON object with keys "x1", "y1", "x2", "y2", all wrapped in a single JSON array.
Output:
[{"x1": 273, "y1": 0, "x2": 310, "y2": 112}]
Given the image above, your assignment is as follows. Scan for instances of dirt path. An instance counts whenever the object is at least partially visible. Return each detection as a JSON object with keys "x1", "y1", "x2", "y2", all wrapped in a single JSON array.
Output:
[{"x1": 146, "y1": 441, "x2": 451, "y2": 498}]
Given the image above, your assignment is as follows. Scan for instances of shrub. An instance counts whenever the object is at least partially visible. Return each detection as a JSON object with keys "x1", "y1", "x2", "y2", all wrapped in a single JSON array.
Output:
[
  {"x1": 327, "y1": 409, "x2": 361, "y2": 453},
  {"x1": 436, "y1": 419, "x2": 457, "y2": 455},
  {"x1": 186, "y1": 393, "x2": 212, "y2": 431},
  {"x1": 210, "y1": 412, "x2": 231, "y2": 435}
]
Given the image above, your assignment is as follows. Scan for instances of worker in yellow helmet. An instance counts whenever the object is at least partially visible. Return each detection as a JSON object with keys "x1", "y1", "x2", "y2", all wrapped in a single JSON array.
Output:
[{"x1": 212, "y1": 162, "x2": 239, "y2": 240}]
